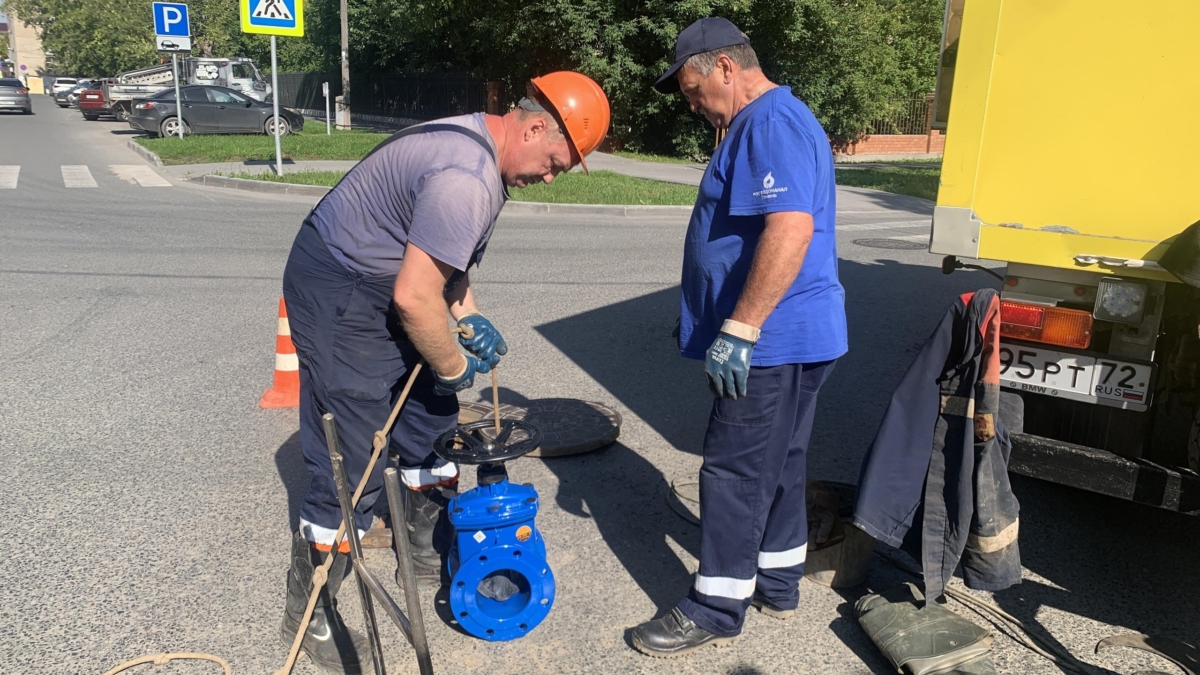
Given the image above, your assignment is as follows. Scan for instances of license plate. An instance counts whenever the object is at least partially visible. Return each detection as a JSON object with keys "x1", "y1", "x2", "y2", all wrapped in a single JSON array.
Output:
[{"x1": 999, "y1": 343, "x2": 1153, "y2": 410}]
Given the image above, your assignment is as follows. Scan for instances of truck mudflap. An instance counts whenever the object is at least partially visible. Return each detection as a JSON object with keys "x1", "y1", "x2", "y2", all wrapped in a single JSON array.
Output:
[{"x1": 1009, "y1": 432, "x2": 1200, "y2": 513}]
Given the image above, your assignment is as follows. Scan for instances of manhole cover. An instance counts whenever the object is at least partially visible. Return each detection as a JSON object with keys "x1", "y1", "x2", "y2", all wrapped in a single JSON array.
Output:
[
  {"x1": 458, "y1": 398, "x2": 621, "y2": 457},
  {"x1": 852, "y1": 238, "x2": 928, "y2": 250}
]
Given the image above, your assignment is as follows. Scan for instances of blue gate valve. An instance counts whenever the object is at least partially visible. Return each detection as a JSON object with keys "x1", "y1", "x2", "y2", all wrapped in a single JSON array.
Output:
[{"x1": 434, "y1": 419, "x2": 552, "y2": 641}]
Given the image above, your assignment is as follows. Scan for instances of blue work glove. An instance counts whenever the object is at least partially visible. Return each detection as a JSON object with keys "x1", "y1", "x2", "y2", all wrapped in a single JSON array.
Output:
[
  {"x1": 456, "y1": 313, "x2": 508, "y2": 370},
  {"x1": 433, "y1": 355, "x2": 490, "y2": 397},
  {"x1": 704, "y1": 320, "x2": 761, "y2": 400}
]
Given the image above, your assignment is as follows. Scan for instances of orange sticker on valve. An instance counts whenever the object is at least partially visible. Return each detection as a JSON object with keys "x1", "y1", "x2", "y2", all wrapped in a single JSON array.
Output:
[{"x1": 516, "y1": 526, "x2": 532, "y2": 542}]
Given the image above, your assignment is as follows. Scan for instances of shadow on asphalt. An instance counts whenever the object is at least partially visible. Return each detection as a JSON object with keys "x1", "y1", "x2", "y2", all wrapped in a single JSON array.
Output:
[
  {"x1": 109, "y1": 129, "x2": 144, "y2": 135},
  {"x1": 992, "y1": 475, "x2": 1200, "y2": 659},
  {"x1": 839, "y1": 186, "x2": 935, "y2": 216},
  {"x1": 477, "y1": 386, "x2": 701, "y2": 616},
  {"x1": 274, "y1": 431, "x2": 308, "y2": 532}
]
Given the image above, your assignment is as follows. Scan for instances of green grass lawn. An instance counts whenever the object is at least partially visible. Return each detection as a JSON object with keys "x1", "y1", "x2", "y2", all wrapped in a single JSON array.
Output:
[
  {"x1": 834, "y1": 165, "x2": 940, "y2": 201},
  {"x1": 222, "y1": 169, "x2": 699, "y2": 205},
  {"x1": 510, "y1": 170, "x2": 696, "y2": 205},
  {"x1": 221, "y1": 152, "x2": 939, "y2": 204},
  {"x1": 225, "y1": 169, "x2": 348, "y2": 187},
  {"x1": 137, "y1": 125, "x2": 388, "y2": 165}
]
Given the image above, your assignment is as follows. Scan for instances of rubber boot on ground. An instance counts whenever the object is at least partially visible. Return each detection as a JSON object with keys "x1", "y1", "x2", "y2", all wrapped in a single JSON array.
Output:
[
  {"x1": 398, "y1": 485, "x2": 455, "y2": 591},
  {"x1": 280, "y1": 531, "x2": 373, "y2": 675}
]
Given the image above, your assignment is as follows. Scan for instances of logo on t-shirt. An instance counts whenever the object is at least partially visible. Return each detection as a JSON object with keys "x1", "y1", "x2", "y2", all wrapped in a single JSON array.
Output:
[{"x1": 753, "y1": 170, "x2": 788, "y2": 199}]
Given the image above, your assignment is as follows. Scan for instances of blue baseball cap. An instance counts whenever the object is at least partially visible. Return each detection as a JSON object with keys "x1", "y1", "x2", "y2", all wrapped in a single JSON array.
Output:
[{"x1": 654, "y1": 17, "x2": 752, "y2": 94}]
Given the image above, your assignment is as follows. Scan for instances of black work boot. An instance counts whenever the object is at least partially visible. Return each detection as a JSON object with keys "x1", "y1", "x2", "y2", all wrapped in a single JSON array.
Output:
[
  {"x1": 398, "y1": 485, "x2": 455, "y2": 590},
  {"x1": 280, "y1": 531, "x2": 373, "y2": 675},
  {"x1": 631, "y1": 607, "x2": 739, "y2": 658},
  {"x1": 751, "y1": 592, "x2": 797, "y2": 620}
]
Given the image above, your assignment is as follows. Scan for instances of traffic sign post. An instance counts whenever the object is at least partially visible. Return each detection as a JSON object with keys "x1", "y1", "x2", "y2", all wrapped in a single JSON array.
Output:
[
  {"x1": 241, "y1": 0, "x2": 303, "y2": 176},
  {"x1": 153, "y1": 2, "x2": 191, "y2": 140},
  {"x1": 323, "y1": 81, "x2": 330, "y2": 135}
]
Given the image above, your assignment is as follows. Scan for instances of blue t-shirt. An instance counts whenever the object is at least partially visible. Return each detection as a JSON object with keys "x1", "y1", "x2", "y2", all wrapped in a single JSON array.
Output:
[{"x1": 679, "y1": 86, "x2": 847, "y2": 366}]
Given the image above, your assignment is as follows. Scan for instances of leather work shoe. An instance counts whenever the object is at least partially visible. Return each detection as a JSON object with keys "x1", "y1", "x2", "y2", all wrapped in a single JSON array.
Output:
[
  {"x1": 280, "y1": 531, "x2": 373, "y2": 675},
  {"x1": 751, "y1": 592, "x2": 797, "y2": 620},
  {"x1": 631, "y1": 607, "x2": 739, "y2": 658}
]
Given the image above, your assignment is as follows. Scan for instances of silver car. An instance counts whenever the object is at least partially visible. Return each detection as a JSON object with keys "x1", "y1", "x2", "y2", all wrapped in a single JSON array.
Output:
[{"x1": 0, "y1": 78, "x2": 33, "y2": 114}]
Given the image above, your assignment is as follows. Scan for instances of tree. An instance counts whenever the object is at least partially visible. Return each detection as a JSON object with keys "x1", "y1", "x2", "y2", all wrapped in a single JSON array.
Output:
[
  {"x1": 3, "y1": 0, "x2": 325, "y2": 76},
  {"x1": 334, "y1": 0, "x2": 945, "y2": 158}
]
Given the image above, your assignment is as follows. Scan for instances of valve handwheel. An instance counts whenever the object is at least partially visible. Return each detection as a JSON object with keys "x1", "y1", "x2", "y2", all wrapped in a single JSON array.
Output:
[{"x1": 434, "y1": 419, "x2": 543, "y2": 465}]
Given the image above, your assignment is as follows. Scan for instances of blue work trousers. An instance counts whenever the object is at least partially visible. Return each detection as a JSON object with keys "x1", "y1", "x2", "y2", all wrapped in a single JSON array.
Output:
[
  {"x1": 281, "y1": 223, "x2": 459, "y2": 546},
  {"x1": 678, "y1": 360, "x2": 836, "y2": 636}
]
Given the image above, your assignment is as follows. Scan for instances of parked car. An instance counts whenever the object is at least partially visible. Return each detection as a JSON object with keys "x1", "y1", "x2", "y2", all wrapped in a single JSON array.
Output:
[
  {"x1": 66, "y1": 81, "x2": 97, "y2": 108},
  {"x1": 0, "y1": 78, "x2": 33, "y2": 114},
  {"x1": 55, "y1": 80, "x2": 94, "y2": 108},
  {"x1": 128, "y1": 85, "x2": 305, "y2": 137},
  {"x1": 50, "y1": 77, "x2": 79, "y2": 103},
  {"x1": 78, "y1": 83, "x2": 114, "y2": 120}
]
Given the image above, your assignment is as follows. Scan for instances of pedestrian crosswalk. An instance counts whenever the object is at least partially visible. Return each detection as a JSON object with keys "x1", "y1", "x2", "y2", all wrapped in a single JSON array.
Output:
[
  {"x1": 0, "y1": 165, "x2": 173, "y2": 189},
  {"x1": 0, "y1": 166, "x2": 19, "y2": 189},
  {"x1": 110, "y1": 165, "x2": 173, "y2": 187},
  {"x1": 61, "y1": 165, "x2": 98, "y2": 188}
]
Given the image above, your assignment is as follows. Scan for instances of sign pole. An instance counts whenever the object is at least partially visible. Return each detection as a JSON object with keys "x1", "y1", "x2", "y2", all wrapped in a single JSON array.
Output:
[
  {"x1": 172, "y1": 52, "x2": 183, "y2": 139},
  {"x1": 338, "y1": 0, "x2": 350, "y2": 129},
  {"x1": 271, "y1": 35, "x2": 282, "y2": 176}
]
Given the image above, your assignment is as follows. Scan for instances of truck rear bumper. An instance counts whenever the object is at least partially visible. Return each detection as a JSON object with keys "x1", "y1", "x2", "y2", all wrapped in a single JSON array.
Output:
[{"x1": 1010, "y1": 432, "x2": 1200, "y2": 513}]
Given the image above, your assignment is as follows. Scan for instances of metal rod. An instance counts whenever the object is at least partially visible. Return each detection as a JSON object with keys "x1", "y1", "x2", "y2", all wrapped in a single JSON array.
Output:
[
  {"x1": 384, "y1": 468, "x2": 435, "y2": 675},
  {"x1": 351, "y1": 560, "x2": 414, "y2": 642},
  {"x1": 490, "y1": 368, "x2": 501, "y2": 435},
  {"x1": 324, "y1": 413, "x2": 388, "y2": 675},
  {"x1": 270, "y1": 35, "x2": 282, "y2": 176},
  {"x1": 171, "y1": 53, "x2": 183, "y2": 139}
]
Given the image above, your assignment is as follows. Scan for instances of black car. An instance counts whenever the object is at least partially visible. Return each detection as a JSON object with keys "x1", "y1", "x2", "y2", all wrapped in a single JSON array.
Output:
[{"x1": 128, "y1": 85, "x2": 305, "y2": 137}]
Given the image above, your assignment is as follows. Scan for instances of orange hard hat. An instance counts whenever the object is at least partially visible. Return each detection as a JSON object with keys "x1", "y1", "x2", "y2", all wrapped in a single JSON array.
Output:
[{"x1": 530, "y1": 71, "x2": 611, "y2": 173}]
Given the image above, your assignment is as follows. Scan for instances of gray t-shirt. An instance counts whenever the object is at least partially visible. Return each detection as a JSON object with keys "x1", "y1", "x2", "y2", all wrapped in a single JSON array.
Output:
[{"x1": 309, "y1": 114, "x2": 508, "y2": 276}]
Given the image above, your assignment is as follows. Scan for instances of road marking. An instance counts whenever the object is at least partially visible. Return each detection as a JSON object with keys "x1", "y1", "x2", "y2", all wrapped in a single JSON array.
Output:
[
  {"x1": 837, "y1": 220, "x2": 931, "y2": 232},
  {"x1": 0, "y1": 166, "x2": 18, "y2": 189},
  {"x1": 61, "y1": 165, "x2": 98, "y2": 188},
  {"x1": 110, "y1": 165, "x2": 173, "y2": 187}
]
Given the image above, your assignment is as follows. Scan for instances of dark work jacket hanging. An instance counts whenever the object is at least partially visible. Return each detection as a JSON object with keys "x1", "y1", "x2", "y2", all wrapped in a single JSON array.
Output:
[{"x1": 853, "y1": 288, "x2": 1022, "y2": 603}]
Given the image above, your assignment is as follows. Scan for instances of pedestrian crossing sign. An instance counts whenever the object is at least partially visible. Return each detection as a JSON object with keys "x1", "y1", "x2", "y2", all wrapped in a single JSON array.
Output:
[{"x1": 240, "y1": 0, "x2": 303, "y2": 36}]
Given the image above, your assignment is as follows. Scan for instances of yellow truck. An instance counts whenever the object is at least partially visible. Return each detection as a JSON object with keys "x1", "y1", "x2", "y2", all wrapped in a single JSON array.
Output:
[{"x1": 931, "y1": 0, "x2": 1200, "y2": 511}]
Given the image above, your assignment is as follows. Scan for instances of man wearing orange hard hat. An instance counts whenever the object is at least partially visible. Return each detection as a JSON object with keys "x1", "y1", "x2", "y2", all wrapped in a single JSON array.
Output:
[{"x1": 277, "y1": 71, "x2": 609, "y2": 674}]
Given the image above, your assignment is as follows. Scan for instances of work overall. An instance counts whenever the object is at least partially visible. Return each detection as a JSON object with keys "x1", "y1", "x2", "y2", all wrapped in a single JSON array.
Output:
[
  {"x1": 279, "y1": 122, "x2": 500, "y2": 547},
  {"x1": 678, "y1": 359, "x2": 836, "y2": 637},
  {"x1": 282, "y1": 222, "x2": 460, "y2": 545}
]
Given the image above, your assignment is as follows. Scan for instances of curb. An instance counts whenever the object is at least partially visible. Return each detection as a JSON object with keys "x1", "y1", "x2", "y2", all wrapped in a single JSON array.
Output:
[
  {"x1": 187, "y1": 173, "x2": 693, "y2": 215},
  {"x1": 501, "y1": 201, "x2": 691, "y2": 216},
  {"x1": 126, "y1": 140, "x2": 163, "y2": 166},
  {"x1": 186, "y1": 174, "x2": 332, "y2": 196}
]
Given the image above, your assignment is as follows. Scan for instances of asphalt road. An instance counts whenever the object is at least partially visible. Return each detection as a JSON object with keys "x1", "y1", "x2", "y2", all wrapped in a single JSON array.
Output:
[{"x1": 2, "y1": 97, "x2": 1197, "y2": 675}]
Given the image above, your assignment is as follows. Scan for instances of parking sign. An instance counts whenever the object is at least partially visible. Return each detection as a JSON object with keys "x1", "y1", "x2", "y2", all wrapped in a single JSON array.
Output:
[
  {"x1": 240, "y1": 0, "x2": 304, "y2": 37},
  {"x1": 153, "y1": 2, "x2": 190, "y2": 37}
]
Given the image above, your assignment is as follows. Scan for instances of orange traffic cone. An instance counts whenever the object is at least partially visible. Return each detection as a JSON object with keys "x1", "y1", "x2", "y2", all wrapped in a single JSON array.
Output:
[{"x1": 259, "y1": 297, "x2": 300, "y2": 409}]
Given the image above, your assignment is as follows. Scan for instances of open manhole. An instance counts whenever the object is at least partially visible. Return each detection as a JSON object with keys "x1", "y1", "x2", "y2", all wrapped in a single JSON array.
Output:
[
  {"x1": 459, "y1": 398, "x2": 621, "y2": 457},
  {"x1": 852, "y1": 238, "x2": 928, "y2": 250}
]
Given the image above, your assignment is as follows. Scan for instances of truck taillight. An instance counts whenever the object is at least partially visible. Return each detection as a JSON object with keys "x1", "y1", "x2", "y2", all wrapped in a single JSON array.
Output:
[{"x1": 1000, "y1": 300, "x2": 1093, "y2": 349}]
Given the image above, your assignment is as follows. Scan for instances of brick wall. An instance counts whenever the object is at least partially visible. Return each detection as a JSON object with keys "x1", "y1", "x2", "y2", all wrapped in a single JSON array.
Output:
[{"x1": 838, "y1": 131, "x2": 944, "y2": 156}]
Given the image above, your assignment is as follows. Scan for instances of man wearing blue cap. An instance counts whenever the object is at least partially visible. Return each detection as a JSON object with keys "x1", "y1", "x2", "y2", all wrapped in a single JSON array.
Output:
[{"x1": 631, "y1": 17, "x2": 847, "y2": 657}]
